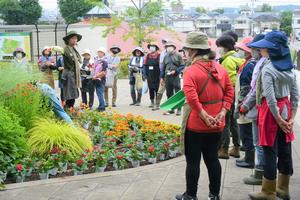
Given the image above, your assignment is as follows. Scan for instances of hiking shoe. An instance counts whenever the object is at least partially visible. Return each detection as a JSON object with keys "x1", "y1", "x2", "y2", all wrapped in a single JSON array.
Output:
[{"x1": 112, "y1": 104, "x2": 116, "y2": 107}]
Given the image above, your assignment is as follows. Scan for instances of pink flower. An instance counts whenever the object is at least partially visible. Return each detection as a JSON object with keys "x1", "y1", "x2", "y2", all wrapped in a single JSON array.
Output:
[
  {"x1": 51, "y1": 147, "x2": 60, "y2": 154},
  {"x1": 16, "y1": 164, "x2": 23, "y2": 171}
]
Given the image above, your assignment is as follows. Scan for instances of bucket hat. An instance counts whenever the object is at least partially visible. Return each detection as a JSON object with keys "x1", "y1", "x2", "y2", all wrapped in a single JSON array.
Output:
[
  {"x1": 97, "y1": 47, "x2": 107, "y2": 55},
  {"x1": 147, "y1": 43, "x2": 159, "y2": 51},
  {"x1": 13, "y1": 47, "x2": 26, "y2": 58},
  {"x1": 183, "y1": 32, "x2": 210, "y2": 50},
  {"x1": 165, "y1": 41, "x2": 176, "y2": 49},
  {"x1": 132, "y1": 47, "x2": 145, "y2": 56},
  {"x1": 81, "y1": 49, "x2": 92, "y2": 56},
  {"x1": 247, "y1": 34, "x2": 265, "y2": 48},
  {"x1": 235, "y1": 36, "x2": 253, "y2": 53},
  {"x1": 249, "y1": 31, "x2": 293, "y2": 71},
  {"x1": 63, "y1": 31, "x2": 82, "y2": 43},
  {"x1": 42, "y1": 46, "x2": 52, "y2": 56},
  {"x1": 110, "y1": 45, "x2": 121, "y2": 53}
]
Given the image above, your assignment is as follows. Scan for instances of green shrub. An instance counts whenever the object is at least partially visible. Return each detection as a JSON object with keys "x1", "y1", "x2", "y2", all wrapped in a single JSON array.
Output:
[
  {"x1": 27, "y1": 118, "x2": 93, "y2": 157},
  {"x1": 117, "y1": 59, "x2": 130, "y2": 79},
  {"x1": 0, "y1": 105, "x2": 27, "y2": 160}
]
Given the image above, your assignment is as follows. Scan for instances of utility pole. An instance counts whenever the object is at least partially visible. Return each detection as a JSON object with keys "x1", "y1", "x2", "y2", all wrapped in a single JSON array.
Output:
[{"x1": 250, "y1": 0, "x2": 257, "y2": 35}]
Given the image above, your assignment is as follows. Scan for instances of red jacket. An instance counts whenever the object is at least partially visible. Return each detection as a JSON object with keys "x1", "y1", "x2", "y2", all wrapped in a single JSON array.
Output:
[{"x1": 183, "y1": 60, "x2": 234, "y2": 133}]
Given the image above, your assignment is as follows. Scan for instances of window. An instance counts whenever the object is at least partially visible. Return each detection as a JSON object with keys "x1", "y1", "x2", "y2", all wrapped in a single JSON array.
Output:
[
  {"x1": 237, "y1": 20, "x2": 246, "y2": 24},
  {"x1": 298, "y1": 19, "x2": 300, "y2": 24}
]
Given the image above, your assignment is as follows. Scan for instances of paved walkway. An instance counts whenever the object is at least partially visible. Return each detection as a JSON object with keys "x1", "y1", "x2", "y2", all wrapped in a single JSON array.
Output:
[{"x1": 1, "y1": 79, "x2": 300, "y2": 200}]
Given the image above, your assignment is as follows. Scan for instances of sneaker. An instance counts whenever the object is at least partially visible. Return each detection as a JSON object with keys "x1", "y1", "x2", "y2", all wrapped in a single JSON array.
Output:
[
  {"x1": 175, "y1": 193, "x2": 198, "y2": 200},
  {"x1": 112, "y1": 104, "x2": 116, "y2": 107},
  {"x1": 163, "y1": 110, "x2": 175, "y2": 115},
  {"x1": 208, "y1": 193, "x2": 220, "y2": 200},
  {"x1": 176, "y1": 110, "x2": 182, "y2": 116},
  {"x1": 105, "y1": 104, "x2": 109, "y2": 107},
  {"x1": 135, "y1": 102, "x2": 141, "y2": 106},
  {"x1": 129, "y1": 102, "x2": 136, "y2": 106}
]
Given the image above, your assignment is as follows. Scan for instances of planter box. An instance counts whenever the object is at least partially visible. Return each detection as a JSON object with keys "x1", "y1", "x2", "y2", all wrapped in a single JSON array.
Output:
[
  {"x1": 168, "y1": 150, "x2": 177, "y2": 158},
  {"x1": 26, "y1": 168, "x2": 33, "y2": 177},
  {"x1": 15, "y1": 175, "x2": 25, "y2": 183},
  {"x1": 48, "y1": 168, "x2": 58, "y2": 176},
  {"x1": 0, "y1": 172, "x2": 7, "y2": 182},
  {"x1": 93, "y1": 126, "x2": 100, "y2": 132},
  {"x1": 59, "y1": 163, "x2": 68, "y2": 172},
  {"x1": 82, "y1": 123, "x2": 90, "y2": 130},
  {"x1": 74, "y1": 171, "x2": 84, "y2": 176},
  {"x1": 159, "y1": 153, "x2": 166, "y2": 161}
]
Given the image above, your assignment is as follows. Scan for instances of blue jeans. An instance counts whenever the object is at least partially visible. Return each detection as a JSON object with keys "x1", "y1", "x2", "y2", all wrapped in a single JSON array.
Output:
[
  {"x1": 252, "y1": 120, "x2": 264, "y2": 170},
  {"x1": 96, "y1": 83, "x2": 106, "y2": 111},
  {"x1": 239, "y1": 123, "x2": 254, "y2": 151}
]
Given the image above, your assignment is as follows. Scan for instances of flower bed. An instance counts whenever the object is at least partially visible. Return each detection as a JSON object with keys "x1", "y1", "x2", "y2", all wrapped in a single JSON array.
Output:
[{"x1": 1, "y1": 109, "x2": 181, "y2": 186}]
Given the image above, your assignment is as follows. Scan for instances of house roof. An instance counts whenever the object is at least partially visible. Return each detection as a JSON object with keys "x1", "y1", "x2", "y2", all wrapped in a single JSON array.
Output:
[
  {"x1": 253, "y1": 14, "x2": 280, "y2": 22},
  {"x1": 86, "y1": 5, "x2": 114, "y2": 15}
]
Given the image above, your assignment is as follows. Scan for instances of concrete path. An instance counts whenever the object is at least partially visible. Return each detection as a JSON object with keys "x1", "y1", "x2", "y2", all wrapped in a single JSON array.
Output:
[{"x1": 1, "y1": 79, "x2": 300, "y2": 200}]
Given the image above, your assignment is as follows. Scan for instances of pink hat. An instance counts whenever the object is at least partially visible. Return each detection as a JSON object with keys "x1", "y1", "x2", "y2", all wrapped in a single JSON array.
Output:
[{"x1": 235, "y1": 36, "x2": 253, "y2": 53}]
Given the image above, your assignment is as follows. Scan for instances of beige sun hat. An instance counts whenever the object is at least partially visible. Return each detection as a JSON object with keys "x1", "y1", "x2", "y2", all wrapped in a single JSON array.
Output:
[
  {"x1": 183, "y1": 32, "x2": 210, "y2": 50},
  {"x1": 97, "y1": 47, "x2": 107, "y2": 55},
  {"x1": 81, "y1": 49, "x2": 92, "y2": 56}
]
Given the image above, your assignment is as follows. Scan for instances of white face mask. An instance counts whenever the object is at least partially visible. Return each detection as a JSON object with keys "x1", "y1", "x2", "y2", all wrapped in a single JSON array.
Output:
[
  {"x1": 218, "y1": 47, "x2": 225, "y2": 56},
  {"x1": 149, "y1": 46, "x2": 156, "y2": 52},
  {"x1": 167, "y1": 46, "x2": 174, "y2": 53},
  {"x1": 237, "y1": 50, "x2": 247, "y2": 59},
  {"x1": 16, "y1": 53, "x2": 23, "y2": 59}
]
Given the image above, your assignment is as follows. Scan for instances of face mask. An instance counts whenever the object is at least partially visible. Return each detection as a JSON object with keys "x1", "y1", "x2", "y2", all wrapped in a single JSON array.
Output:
[
  {"x1": 167, "y1": 47, "x2": 174, "y2": 53},
  {"x1": 16, "y1": 53, "x2": 23, "y2": 59},
  {"x1": 149, "y1": 46, "x2": 156, "y2": 52},
  {"x1": 218, "y1": 47, "x2": 225, "y2": 56},
  {"x1": 236, "y1": 50, "x2": 246, "y2": 59},
  {"x1": 252, "y1": 49, "x2": 261, "y2": 60}
]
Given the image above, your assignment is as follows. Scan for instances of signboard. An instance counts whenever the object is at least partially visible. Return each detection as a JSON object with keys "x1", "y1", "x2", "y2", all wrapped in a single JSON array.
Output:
[{"x1": 0, "y1": 32, "x2": 32, "y2": 61}]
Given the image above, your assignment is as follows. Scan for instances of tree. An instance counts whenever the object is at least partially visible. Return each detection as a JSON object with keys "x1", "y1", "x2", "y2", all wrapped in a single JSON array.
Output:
[
  {"x1": 280, "y1": 11, "x2": 293, "y2": 36},
  {"x1": 100, "y1": 1, "x2": 165, "y2": 46},
  {"x1": 170, "y1": 0, "x2": 183, "y2": 12},
  {"x1": 260, "y1": 3, "x2": 272, "y2": 12},
  {"x1": 58, "y1": 0, "x2": 95, "y2": 24},
  {"x1": 212, "y1": 8, "x2": 224, "y2": 14},
  {"x1": 196, "y1": 6, "x2": 206, "y2": 14},
  {"x1": 0, "y1": 0, "x2": 42, "y2": 25}
]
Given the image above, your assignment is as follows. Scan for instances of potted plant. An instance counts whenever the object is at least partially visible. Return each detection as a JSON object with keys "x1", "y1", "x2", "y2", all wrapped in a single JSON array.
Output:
[
  {"x1": 58, "y1": 149, "x2": 69, "y2": 172},
  {"x1": 72, "y1": 158, "x2": 88, "y2": 176},
  {"x1": 80, "y1": 110, "x2": 92, "y2": 129},
  {"x1": 0, "y1": 154, "x2": 10, "y2": 183},
  {"x1": 146, "y1": 145, "x2": 158, "y2": 164},
  {"x1": 91, "y1": 113, "x2": 101, "y2": 132},
  {"x1": 11, "y1": 163, "x2": 26, "y2": 183},
  {"x1": 159, "y1": 142, "x2": 169, "y2": 161},
  {"x1": 36, "y1": 159, "x2": 52, "y2": 180},
  {"x1": 168, "y1": 139, "x2": 179, "y2": 158},
  {"x1": 112, "y1": 151, "x2": 128, "y2": 170},
  {"x1": 126, "y1": 144, "x2": 143, "y2": 168},
  {"x1": 93, "y1": 147, "x2": 107, "y2": 173},
  {"x1": 23, "y1": 157, "x2": 36, "y2": 177}
]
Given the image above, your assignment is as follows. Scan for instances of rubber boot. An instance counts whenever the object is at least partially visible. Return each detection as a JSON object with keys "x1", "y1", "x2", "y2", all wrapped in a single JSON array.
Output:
[
  {"x1": 149, "y1": 99, "x2": 155, "y2": 108},
  {"x1": 130, "y1": 90, "x2": 137, "y2": 106},
  {"x1": 236, "y1": 149, "x2": 254, "y2": 168},
  {"x1": 244, "y1": 169, "x2": 263, "y2": 185},
  {"x1": 276, "y1": 174, "x2": 291, "y2": 200},
  {"x1": 229, "y1": 146, "x2": 240, "y2": 158},
  {"x1": 249, "y1": 177, "x2": 276, "y2": 200},
  {"x1": 135, "y1": 93, "x2": 142, "y2": 106},
  {"x1": 152, "y1": 93, "x2": 163, "y2": 111},
  {"x1": 218, "y1": 147, "x2": 229, "y2": 159}
]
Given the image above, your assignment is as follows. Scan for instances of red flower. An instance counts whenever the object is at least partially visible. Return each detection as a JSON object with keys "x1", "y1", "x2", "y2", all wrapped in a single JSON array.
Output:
[
  {"x1": 163, "y1": 143, "x2": 169, "y2": 149},
  {"x1": 147, "y1": 145, "x2": 155, "y2": 153},
  {"x1": 16, "y1": 164, "x2": 23, "y2": 171},
  {"x1": 172, "y1": 139, "x2": 177, "y2": 143},
  {"x1": 51, "y1": 147, "x2": 60, "y2": 154},
  {"x1": 85, "y1": 148, "x2": 91, "y2": 153},
  {"x1": 127, "y1": 144, "x2": 133, "y2": 148},
  {"x1": 116, "y1": 155, "x2": 124, "y2": 160},
  {"x1": 93, "y1": 146, "x2": 98, "y2": 151},
  {"x1": 76, "y1": 159, "x2": 84, "y2": 166},
  {"x1": 81, "y1": 153, "x2": 87, "y2": 158},
  {"x1": 130, "y1": 131, "x2": 137, "y2": 137}
]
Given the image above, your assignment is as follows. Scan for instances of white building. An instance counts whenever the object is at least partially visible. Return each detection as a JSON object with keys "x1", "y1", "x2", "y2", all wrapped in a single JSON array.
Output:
[
  {"x1": 252, "y1": 14, "x2": 280, "y2": 34},
  {"x1": 233, "y1": 15, "x2": 251, "y2": 37},
  {"x1": 292, "y1": 10, "x2": 300, "y2": 41},
  {"x1": 194, "y1": 14, "x2": 216, "y2": 37},
  {"x1": 167, "y1": 13, "x2": 196, "y2": 33},
  {"x1": 215, "y1": 15, "x2": 233, "y2": 37}
]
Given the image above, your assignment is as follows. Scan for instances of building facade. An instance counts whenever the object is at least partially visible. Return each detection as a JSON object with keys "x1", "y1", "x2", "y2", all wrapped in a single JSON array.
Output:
[{"x1": 292, "y1": 10, "x2": 300, "y2": 41}]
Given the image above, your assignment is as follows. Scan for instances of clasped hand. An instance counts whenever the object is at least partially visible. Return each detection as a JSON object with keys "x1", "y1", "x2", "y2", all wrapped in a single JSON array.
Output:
[{"x1": 199, "y1": 109, "x2": 227, "y2": 128}]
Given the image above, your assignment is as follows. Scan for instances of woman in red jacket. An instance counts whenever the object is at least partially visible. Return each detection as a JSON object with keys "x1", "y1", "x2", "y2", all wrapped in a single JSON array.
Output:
[{"x1": 176, "y1": 32, "x2": 234, "y2": 200}]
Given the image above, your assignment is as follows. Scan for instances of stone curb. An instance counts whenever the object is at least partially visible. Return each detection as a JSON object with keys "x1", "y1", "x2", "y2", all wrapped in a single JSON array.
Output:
[{"x1": 4, "y1": 156, "x2": 185, "y2": 190}]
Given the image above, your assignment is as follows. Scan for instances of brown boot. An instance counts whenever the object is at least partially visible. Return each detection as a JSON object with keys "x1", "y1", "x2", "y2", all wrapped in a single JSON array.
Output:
[
  {"x1": 229, "y1": 146, "x2": 240, "y2": 158},
  {"x1": 277, "y1": 174, "x2": 291, "y2": 200},
  {"x1": 218, "y1": 147, "x2": 229, "y2": 159},
  {"x1": 249, "y1": 177, "x2": 276, "y2": 200}
]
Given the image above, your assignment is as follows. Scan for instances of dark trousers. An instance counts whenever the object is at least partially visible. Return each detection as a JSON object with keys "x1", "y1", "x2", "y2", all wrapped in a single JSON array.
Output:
[
  {"x1": 239, "y1": 123, "x2": 254, "y2": 151},
  {"x1": 220, "y1": 105, "x2": 240, "y2": 149},
  {"x1": 185, "y1": 129, "x2": 222, "y2": 197},
  {"x1": 165, "y1": 76, "x2": 181, "y2": 99},
  {"x1": 149, "y1": 88, "x2": 158, "y2": 100},
  {"x1": 60, "y1": 88, "x2": 64, "y2": 101},
  {"x1": 65, "y1": 99, "x2": 75, "y2": 108},
  {"x1": 81, "y1": 90, "x2": 94, "y2": 108},
  {"x1": 263, "y1": 129, "x2": 293, "y2": 180}
]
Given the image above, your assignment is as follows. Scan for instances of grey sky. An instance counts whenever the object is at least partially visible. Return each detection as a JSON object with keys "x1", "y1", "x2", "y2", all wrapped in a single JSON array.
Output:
[{"x1": 40, "y1": 0, "x2": 300, "y2": 10}]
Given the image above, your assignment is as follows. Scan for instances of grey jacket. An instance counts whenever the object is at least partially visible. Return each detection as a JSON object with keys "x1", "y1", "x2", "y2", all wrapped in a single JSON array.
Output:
[{"x1": 261, "y1": 61, "x2": 299, "y2": 119}]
